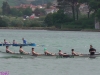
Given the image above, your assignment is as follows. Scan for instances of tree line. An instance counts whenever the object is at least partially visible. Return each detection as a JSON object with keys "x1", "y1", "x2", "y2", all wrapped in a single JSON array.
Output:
[
  {"x1": 0, "y1": 0, "x2": 100, "y2": 29},
  {"x1": 1, "y1": 1, "x2": 32, "y2": 16},
  {"x1": 0, "y1": 1, "x2": 46, "y2": 27},
  {"x1": 45, "y1": 0, "x2": 100, "y2": 29}
]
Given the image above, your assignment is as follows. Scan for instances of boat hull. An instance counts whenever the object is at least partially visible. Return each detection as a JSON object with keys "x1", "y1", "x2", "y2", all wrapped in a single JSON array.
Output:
[
  {"x1": 0, "y1": 51, "x2": 100, "y2": 59},
  {"x1": 0, "y1": 43, "x2": 36, "y2": 46}
]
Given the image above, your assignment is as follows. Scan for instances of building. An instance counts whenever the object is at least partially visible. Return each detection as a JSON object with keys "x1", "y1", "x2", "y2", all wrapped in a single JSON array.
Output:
[{"x1": 45, "y1": 6, "x2": 58, "y2": 14}]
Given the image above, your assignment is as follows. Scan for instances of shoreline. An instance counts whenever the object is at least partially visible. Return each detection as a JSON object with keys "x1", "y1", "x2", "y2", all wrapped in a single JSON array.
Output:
[
  {"x1": 0, "y1": 27, "x2": 81, "y2": 31},
  {"x1": 0, "y1": 27, "x2": 100, "y2": 32}
]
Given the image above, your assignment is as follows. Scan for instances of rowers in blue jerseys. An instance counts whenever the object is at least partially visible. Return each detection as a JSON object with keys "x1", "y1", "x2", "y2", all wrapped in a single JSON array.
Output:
[{"x1": 4, "y1": 39, "x2": 10, "y2": 44}]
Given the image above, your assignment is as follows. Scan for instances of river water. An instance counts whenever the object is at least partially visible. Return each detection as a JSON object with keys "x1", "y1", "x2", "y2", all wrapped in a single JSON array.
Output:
[{"x1": 0, "y1": 29, "x2": 100, "y2": 75}]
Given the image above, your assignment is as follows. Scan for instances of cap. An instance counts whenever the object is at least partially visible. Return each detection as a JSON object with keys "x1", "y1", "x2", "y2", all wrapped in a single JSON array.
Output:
[
  {"x1": 44, "y1": 48, "x2": 47, "y2": 51},
  {"x1": 58, "y1": 48, "x2": 61, "y2": 50}
]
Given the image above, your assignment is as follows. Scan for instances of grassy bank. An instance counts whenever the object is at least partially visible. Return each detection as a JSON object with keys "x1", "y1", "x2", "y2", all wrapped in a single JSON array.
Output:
[
  {"x1": 0, "y1": 27, "x2": 80, "y2": 31},
  {"x1": 1, "y1": 27, "x2": 100, "y2": 32}
]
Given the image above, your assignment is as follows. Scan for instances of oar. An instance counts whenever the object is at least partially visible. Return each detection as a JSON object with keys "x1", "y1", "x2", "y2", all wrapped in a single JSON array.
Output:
[{"x1": 95, "y1": 52, "x2": 100, "y2": 54}]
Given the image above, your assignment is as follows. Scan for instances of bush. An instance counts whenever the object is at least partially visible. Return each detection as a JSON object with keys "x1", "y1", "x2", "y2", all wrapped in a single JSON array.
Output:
[
  {"x1": 11, "y1": 19, "x2": 24, "y2": 27},
  {"x1": 2, "y1": 16, "x2": 10, "y2": 26},
  {"x1": 29, "y1": 20, "x2": 43, "y2": 27},
  {"x1": 64, "y1": 17, "x2": 94, "y2": 29},
  {"x1": 0, "y1": 17, "x2": 8, "y2": 27}
]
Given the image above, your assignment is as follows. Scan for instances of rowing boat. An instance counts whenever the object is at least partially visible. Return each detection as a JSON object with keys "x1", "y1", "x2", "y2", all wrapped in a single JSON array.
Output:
[
  {"x1": 0, "y1": 43, "x2": 36, "y2": 46},
  {"x1": 12, "y1": 43, "x2": 36, "y2": 46},
  {"x1": 0, "y1": 51, "x2": 56, "y2": 59},
  {"x1": 0, "y1": 51, "x2": 34, "y2": 58},
  {"x1": 0, "y1": 51, "x2": 100, "y2": 59}
]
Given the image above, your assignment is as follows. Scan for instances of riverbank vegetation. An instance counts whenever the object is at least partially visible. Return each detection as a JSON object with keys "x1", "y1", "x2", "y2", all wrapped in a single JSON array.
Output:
[
  {"x1": 0, "y1": 0, "x2": 54, "y2": 7},
  {"x1": 0, "y1": 0, "x2": 100, "y2": 30}
]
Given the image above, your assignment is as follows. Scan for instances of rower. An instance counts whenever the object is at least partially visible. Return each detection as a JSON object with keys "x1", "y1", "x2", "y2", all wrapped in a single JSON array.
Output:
[
  {"x1": 58, "y1": 50, "x2": 67, "y2": 56},
  {"x1": 4, "y1": 39, "x2": 10, "y2": 44},
  {"x1": 31, "y1": 48, "x2": 41, "y2": 56},
  {"x1": 71, "y1": 49, "x2": 81, "y2": 56},
  {"x1": 22, "y1": 38, "x2": 27, "y2": 44},
  {"x1": 6, "y1": 46, "x2": 14, "y2": 54},
  {"x1": 89, "y1": 45, "x2": 96, "y2": 55},
  {"x1": 44, "y1": 48, "x2": 55, "y2": 55},
  {"x1": 19, "y1": 46, "x2": 29, "y2": 54},
  {"x1": 13, "y1": 40, "x2": 17, "y2": 44}
]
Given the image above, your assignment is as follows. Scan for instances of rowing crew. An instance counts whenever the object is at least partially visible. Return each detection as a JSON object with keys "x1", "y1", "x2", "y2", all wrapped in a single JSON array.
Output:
[
  {"x1": 5, "y1": 45, "x2": 97, "y2": 56},
  {"x1": 1, "y1": 38, "x2": 27, "y2": 44},
  {"x1": 33, "y1": 45, "x2": 96, "y2": 56},
  {"x1": 6, "y1": 46, "x2": 56, "y2": 55}
]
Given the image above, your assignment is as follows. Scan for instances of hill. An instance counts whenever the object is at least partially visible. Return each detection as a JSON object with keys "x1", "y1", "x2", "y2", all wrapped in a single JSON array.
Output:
[
  {"x1": 0, "y1": 0, "x2": 30, "y2": 7},
  {"x1": 0, "y1": 0, "x2": 54, "y2": 7}
]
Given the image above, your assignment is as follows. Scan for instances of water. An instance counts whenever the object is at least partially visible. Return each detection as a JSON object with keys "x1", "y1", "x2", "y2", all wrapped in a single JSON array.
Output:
[{"x1": 0, "y1": 29, "x2": 100, "y2": 75}]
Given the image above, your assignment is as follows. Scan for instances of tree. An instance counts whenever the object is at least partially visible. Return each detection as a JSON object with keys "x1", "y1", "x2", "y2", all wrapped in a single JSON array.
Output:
[
  {"x1": 78, "y1": 0, "x2": 100, "y2": 18},
  {"x1": 2, "y1": 16, "x2": 10, "y2": 26},
  {"x1": 44, "y1": 13, "x2": 53, "y2": 27},
  {"x1": 46, "y1": 2, "x2": 52, "y2": 8},
  {"x1": 31, "y1": 0, "x2": 54, "y2": 5},
  {"x1": 96, "y1": 8, "x2": 100, "y2": 20},
  {"x1": 57, "y1": 0, "x2": 68, "y2": 11},
  {"x1": 0, "y1": 8, "x2": 2, "y2": 15},
  {"x1": 89, "y1": 0, "x2": 100, "y2": 13},
  {"x1": 2, "y1": 1, "x2": 10, "y2": 15},
  {"x1": 10, "y1": 8, "x2": 19, "y2": 16},
  {"x1": 57, "y1": 0, "x2": 79, "y2": 20},
  {"x1": 0, "y1": 17, "x2": 8, "y2": 27},
  {"x1": 23, "y1": 20, "x2": 31, "y2": 27},
  {"x1": 11, "y1": 19, "x2": 24, "y2": 27},
  {"x1": 69, "y1": 0, "x2": 78, "y2": 20},
  {"x1": 34, "y1": 8, "x2": 46, "y2": 16},
  {"x1": 45, "y1": 10, "x2": 73, "y2": 28},
  {"x1": 23, "y1": 7, "x2": 33, "y2": 16},
  {"x1": 53, "y1": 10, "x2": 73, "y2": 28}
]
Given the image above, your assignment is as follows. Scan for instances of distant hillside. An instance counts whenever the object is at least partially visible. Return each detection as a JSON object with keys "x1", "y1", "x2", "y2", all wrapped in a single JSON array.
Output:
[
  {"x1": 30, "y1": 0, "x2": 54, "y2": 5},
  {"x1": 0, "y1": 0, "x2": 30, "y2": 7},
  {"x1": 0, "y1": 0, "x2": 55, "y2": 7}
]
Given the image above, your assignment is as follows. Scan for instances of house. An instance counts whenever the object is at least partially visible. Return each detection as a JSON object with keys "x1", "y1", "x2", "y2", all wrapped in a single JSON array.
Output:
[
  {"x1": 45, "y1": 6, "x2": 58, "y2": 14},
  {"x1": 10, "y1": 4, "x2": 37, "y2": 11},
  {"x1": 29, "y1": 14, "x2": 39, "y2": 19},
  {"x1": 79, "y1": 4, "x2": 89, "y2": 14}
]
